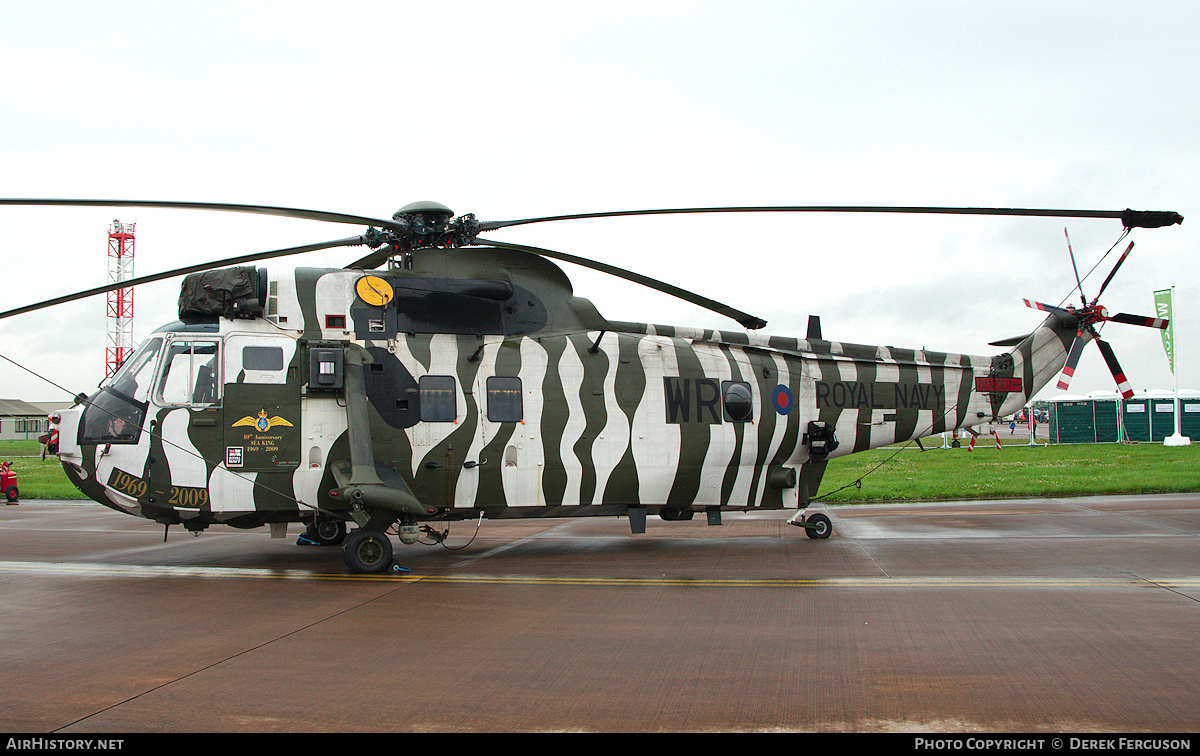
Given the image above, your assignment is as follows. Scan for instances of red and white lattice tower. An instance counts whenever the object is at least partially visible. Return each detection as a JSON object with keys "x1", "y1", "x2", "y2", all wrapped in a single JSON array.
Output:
[{"x1": 105, "y1": 219, "x2": 136, "y2": 378}]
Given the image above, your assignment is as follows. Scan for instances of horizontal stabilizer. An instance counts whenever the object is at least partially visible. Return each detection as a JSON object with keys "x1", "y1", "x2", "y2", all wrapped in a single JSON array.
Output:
[{"x1": 989, "y1": 333, "x2": 1030, "y2": 347}]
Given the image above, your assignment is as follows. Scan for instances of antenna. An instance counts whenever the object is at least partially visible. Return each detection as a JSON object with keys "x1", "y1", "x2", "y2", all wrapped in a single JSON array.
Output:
[{"x1": 106, "y1": 219, "x2": 135, "y2": 378}]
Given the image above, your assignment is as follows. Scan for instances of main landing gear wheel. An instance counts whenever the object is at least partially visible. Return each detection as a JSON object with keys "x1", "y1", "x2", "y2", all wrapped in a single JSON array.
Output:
[
  {"x1": 342, "y1": 529, "x2": 394, "y2": 574},
  {"x1": 805, "y1": 513, "x2": 832, "y2": 539},
  {"x1": 306, "y1": 519, "x2": 347, "y2": 546}
]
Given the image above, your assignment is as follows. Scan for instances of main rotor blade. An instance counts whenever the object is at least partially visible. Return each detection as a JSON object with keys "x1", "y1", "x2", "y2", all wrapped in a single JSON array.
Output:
[
  {"x1": 0, "y1": 198, "x2": 401, "y2": 230},
  {"x1": 1096, "y1": 339, "x2": 1134, "y2": 399},
  {"x1": 1109, "y1": 312, "x2": 1169, "y2": 329},
  {"x1": 1095, "y1": 242, "x2": 1135, "y2": 301},
  {"x1": 0, "y1": 235, "x2": 366, "y2": 321},
  {"x1": 346, "y1": 245, "x2": 395, "y2": 270},
  {"x1": 4, "y1": 200, "x2": 1181, "y2": 238},
  {"x1": 476, "y1": 237, "x2": 768, "y2": 330},
  {"x1": 477, "y1": 206, "x2": 1184, "y2": 233}
]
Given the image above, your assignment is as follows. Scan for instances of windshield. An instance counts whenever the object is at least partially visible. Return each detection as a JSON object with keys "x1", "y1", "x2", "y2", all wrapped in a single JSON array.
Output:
[
  {"x1": 105, "y1": 338, "x2": 164, "y2": 403},
  {"x1": 79, "y1": 338, "x2": 164, "y2": 445}
]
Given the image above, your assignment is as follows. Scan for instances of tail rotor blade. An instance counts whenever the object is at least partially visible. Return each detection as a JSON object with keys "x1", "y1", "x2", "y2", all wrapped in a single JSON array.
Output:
[
  {"x1": 1056, "y1": 330, "x2": 1093, "y2": 391},
  {"x1": 1064, "y1": 228, "x2": 1087, "y2": 306},
  {"x1": 1095, "y1": 241, "x2": 1135, "y2": 301},
  {"x1": 1096, "y1": 339, "x2": 1134, "y2": 399},
  {"x1": 1109, "y1": 312, "x2": 1169, "y2": 329},
  {"x1": 1023, "y1": 299, "x2": 1071, "y2": 316}
]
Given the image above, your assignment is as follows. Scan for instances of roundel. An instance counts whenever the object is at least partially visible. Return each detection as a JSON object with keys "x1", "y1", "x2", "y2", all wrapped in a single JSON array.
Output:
[
  {"x1": 355, "y1": 275, "x2": 393, "y2": 307},
  {"x1": 772, "y1": 385, "x2": 793, "y2": 415}
]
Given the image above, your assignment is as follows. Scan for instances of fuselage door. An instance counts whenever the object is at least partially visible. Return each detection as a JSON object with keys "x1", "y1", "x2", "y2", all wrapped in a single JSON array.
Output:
[
  {"x1": 222, "y1": 333, "x2": 302, "y2": 473},
  {"x1": 463, "y1": 340, "x2": 539, "y2": 509},
  {"x1": 147, "y1": 335, "x2": 222, "y2": 511},
  {"x1": 211, "y1": 333, "x2": 302, "y2": 512}
]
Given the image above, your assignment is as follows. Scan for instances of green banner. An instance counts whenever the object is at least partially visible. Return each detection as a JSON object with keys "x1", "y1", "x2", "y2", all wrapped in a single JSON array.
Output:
[{"x1": 1154, "y1": 288, "x2": 1174, "y2": 374}]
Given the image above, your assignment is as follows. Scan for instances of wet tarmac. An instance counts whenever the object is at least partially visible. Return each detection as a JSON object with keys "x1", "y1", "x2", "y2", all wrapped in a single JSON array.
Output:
[{"x1": 1, "y1": 494, "x2": 1198, "y2": 733}]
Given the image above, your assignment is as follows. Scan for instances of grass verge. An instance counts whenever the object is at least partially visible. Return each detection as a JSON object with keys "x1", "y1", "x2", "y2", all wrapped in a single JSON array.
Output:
[
  {"x1": 1, "y1": 440, "x2": 1197, "y2": 503},
  {"x1": 818, "y1": 441, "x2": 1200, "y2": 503}
]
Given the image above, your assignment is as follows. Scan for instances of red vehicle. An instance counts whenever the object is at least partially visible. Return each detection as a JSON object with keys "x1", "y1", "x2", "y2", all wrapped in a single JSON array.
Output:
[{"x1": 1, "y1": 461, "x2": 16, "y2": 503}]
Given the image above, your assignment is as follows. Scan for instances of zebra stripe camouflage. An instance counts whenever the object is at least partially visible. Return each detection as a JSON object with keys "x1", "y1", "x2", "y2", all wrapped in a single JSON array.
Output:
[
  {"x1": 54, "y1": 249, "x2": 1076, "y2": 535},
  {"x1": 359, "y1": 319, "x2": 1069, "y2": 516}
]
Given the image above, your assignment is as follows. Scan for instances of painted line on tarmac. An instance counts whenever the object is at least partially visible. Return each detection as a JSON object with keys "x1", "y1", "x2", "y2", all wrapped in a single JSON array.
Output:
[{"x1": 0, "y1": 560, "x2": 1198, "y2": 589}]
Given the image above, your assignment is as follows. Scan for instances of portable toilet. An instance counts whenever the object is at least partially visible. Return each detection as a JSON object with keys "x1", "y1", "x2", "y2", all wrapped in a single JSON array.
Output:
[
  {"x1": 1182, "y1": 392, "x2": 1200, "y2": 438},
  {"x1": 1122, "y1": 392, "x2": 1152, "y2": 442},
  {"x1": 1148, "y1": 390, "x2": 1177, "y2": 442},
  {"x1": 1049, "y1": 392, "x2": 1121, "y2": 443}
]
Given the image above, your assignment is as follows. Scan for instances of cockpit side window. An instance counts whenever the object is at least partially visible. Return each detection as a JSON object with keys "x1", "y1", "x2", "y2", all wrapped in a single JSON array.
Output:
[{"x1": 158, "y1": 340, "x2": 221, "y2": 406}]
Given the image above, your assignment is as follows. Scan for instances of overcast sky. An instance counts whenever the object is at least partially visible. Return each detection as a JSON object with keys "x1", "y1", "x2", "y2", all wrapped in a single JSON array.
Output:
[{"x1": 2, "y1": 1, "x2": 1196, "y2": 404}]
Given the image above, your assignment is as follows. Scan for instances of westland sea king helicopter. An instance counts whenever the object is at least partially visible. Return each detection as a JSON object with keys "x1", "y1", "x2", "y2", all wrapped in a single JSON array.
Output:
[{"x1": 0, "y1": 199, "x2": 1183, "y2": 573}]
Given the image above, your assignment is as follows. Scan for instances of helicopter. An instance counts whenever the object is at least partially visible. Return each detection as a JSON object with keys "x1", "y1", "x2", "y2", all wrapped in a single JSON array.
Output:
[{"x1": 0, "y1": 199, "x2": 1184, "y2": 573}]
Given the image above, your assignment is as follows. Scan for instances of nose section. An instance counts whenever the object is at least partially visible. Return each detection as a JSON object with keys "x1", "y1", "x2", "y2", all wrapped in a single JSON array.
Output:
[{"x1": 52, "y1": 403, "x2": 128, "y2": 511}]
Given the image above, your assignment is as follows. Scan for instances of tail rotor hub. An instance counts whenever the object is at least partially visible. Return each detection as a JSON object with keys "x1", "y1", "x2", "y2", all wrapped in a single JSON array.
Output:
[
  {"x1": 1039, "y1": 234, "x2": 1170, "y2": 397},
  {"x1": 1073, "y1": 303, "x2": 1109, "y2": 326}
]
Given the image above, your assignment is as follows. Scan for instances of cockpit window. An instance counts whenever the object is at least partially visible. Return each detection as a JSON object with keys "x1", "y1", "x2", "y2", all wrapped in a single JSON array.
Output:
[
  {"x1": 79, "y1": 389, "x2": 148, "y2": 446},
  {"x1": 105, "y1": 338, "x2": 163, "y2": 403},
  {"x1": 80, "y1": 338, "x2": 164, "y2": 446},
  {"x1": 158, "y1": 340, "x2": 221, "y2": 405}
]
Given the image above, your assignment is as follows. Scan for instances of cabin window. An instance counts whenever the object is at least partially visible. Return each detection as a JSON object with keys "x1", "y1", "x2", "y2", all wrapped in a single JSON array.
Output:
[
  {"x1": 722, "y1": 381, "x2": 753, "y2": 422},
  {"x1": 419, "y1": 375, "x2": 457, "y2": 422},
  {"x1": 158, "y1": 340, "x2": 221, "y2": 406},
  {"x1": 486, "y1": 376, "x2": 523, "y2": 423},
  {"x1": 242, "y1": 346, "x2": 285, "y2": 372}
]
